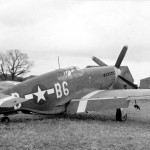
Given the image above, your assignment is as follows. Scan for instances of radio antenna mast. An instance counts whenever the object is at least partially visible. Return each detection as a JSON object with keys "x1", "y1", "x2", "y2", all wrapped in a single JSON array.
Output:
[{"x1": 58, "y1": 56, "x2": 60, "y2": 69}]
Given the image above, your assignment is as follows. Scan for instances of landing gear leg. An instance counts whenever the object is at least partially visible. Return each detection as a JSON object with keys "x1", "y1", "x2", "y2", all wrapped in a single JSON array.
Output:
[
  {"x1": 116, "y1": 108, "x2": 127, "y2": 121},
  {"x1": 1, "y1": 116, "x2": 10, "y2": 123}
]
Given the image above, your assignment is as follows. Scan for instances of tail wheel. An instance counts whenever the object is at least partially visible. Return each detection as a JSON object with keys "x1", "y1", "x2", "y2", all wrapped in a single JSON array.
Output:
[
  {"x1": 1, "y1": 117, "x2": 10, "y2": 123},
  {"x1": 116, "y1": 108, "x2": 127, "y2": 121}
]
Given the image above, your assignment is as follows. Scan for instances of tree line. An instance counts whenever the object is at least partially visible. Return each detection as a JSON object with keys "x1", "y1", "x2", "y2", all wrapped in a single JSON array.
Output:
[{"x1": 0, "y1": 49, "x2": 33, "y2": 81}]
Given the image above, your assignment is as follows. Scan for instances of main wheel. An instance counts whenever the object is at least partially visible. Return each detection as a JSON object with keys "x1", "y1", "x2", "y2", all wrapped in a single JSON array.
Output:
[
  {"x1": 116, "y1": 108, "x2": 127, "y2": 121},
  {"x1": 1, "y1": 117, "x2": 10, "y2": 123}
]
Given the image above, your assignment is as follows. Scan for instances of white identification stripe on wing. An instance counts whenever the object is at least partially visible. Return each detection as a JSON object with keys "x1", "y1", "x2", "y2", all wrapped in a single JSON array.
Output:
[
  {"x1": 77, "y1": 90, "x2": 101, "y2": 113},
  {"x1": 0, "y1": 96, "x2": 15, "y2": 106},
  {"x1": 82, "y1": 90, "x2": 103, "y2": 99}
]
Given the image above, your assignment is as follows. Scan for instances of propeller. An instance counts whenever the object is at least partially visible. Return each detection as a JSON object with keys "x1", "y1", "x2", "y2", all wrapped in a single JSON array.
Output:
[
  {"x1": 92, "y1": 45, "x2": 138, "y2": 89},
  {"x1": 115, "y1": 45, "x2": 128, "y2": 68},
  {"x1": 92, "y1": 56, "x2": 107, "y2": 66},
  {"x1": 92, "y1": 45, "x2": 127, "y2": 68},
  {"x1": 118, "y1": 75, "x2": 138, "y2": 89}
]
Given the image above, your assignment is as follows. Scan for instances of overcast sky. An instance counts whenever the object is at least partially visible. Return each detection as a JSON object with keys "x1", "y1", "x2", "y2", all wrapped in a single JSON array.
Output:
[{"x1": 0, "y1": 0, "x2": 150, "y2": 84}]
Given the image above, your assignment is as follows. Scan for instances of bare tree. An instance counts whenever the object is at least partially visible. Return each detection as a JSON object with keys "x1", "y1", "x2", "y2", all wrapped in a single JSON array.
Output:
[
  {"x1": 0, "y1": 53, "x2": 7, "y2": 80},
  {"x1": 0, "y1": 50, "x2": 33, "y2": 81}
]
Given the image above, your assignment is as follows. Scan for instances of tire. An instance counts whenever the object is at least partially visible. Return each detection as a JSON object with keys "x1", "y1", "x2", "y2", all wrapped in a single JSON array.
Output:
[
  {"x1": 121, "y1": 114, "x2": 127, "y2": 121},
  {"x1": 116, "y1": 108, "x2": 127, "y2": 122},
  {"x1": 1, "y1": 117, "x2": 10, "y2": 123}
]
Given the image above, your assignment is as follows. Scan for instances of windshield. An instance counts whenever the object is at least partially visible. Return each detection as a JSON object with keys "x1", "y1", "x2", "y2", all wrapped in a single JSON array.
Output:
[{"x1": 57, "y1": 66, "x2": 83, "y2": 80}]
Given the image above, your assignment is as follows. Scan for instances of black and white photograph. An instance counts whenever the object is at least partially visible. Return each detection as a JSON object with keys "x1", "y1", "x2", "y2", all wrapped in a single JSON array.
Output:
[{"x1": 0, "y1": 0, "x2": 150, "y2": 150}]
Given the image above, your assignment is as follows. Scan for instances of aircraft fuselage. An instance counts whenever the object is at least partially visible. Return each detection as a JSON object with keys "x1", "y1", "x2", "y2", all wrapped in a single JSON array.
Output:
[{"x1": 0, "y1": 66, "x2": 116, "y2": 115}]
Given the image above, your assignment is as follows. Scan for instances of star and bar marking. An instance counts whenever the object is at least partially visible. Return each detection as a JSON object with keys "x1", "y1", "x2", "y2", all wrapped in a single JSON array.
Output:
[
  {"x1": 25, "y1": 86, "x2": 55, "y2": 103},
  {"x1": 34, "y1": 86, "x2": 46, "y2": 103}
]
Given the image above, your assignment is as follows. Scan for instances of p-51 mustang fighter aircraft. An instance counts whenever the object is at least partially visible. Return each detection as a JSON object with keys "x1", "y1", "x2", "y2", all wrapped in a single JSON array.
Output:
[{"x1": 0, "y1": 46, "x2": 150, "y2": 123}]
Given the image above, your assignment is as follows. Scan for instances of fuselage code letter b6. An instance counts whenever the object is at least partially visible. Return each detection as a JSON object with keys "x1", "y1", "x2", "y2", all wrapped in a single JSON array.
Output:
[{"x1": 54, "y1": 81, "x2": 69, "y2": 98}]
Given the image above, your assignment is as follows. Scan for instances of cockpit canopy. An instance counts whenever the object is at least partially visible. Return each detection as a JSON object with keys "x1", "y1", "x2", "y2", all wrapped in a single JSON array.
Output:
[{"x1": 57, "y1": 66, "x2": 83, "y2": 80}]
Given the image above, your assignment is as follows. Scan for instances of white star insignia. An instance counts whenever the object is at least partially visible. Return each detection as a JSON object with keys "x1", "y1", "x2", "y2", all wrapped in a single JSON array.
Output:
[{"x1": 34, "y1": 86, "x2": 46, "y2": 103}]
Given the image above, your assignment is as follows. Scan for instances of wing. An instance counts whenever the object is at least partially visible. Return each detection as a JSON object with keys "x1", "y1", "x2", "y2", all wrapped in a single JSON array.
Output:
[{"x1": 66, "y1": 89, "x2": 150, "y2": 114}]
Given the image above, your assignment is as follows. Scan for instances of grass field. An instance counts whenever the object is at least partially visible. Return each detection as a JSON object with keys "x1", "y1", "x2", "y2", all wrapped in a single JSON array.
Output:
[{"x1": 1, "y1": 100, "x2": 150, "y2": 150}]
